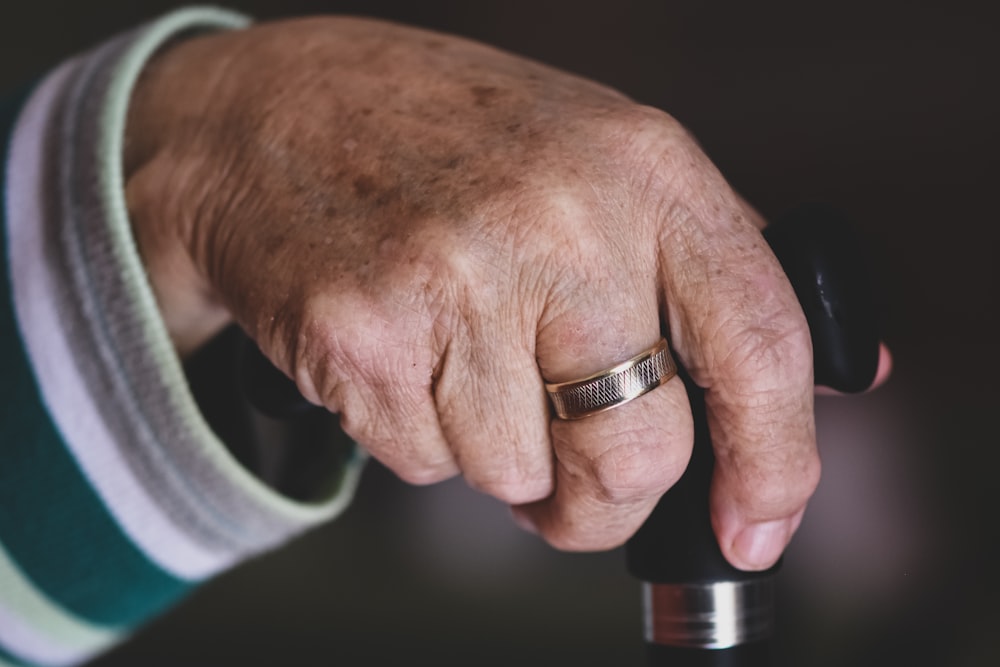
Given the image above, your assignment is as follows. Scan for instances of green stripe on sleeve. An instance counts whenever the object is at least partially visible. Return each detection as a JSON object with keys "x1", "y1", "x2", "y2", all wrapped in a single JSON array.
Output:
[
  {"x1": 2, "y1": 88, "x2": 191, "y2": 628},
  {"x1": 0, "y1": 645, "x2": 31, "y2": 667},
  {"x1": 0, "y1": 539, "x2": 119, "y2": 660}
]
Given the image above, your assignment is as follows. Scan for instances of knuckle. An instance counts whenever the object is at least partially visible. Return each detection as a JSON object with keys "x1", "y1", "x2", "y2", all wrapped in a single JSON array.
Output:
[
  {"x1": 356, "y1": 420, "x2": 457, "y2": 487},
  {"x1": 296, "y1": 290, "x2": 433, "y2": 407},
  {"x1": 596, "y1": 104, "x2": 688, "y2": 153},
  {"x1": 574, "y1": 105, "x2": 698, "y2": 207},
  {"x1": 789, "y1": 451, "x2": 823, "y2": 504},
  {"x1": 589, "y1": 433, "x2": 684, "y2": 504},
  {"x1": 285, "y1": 295, "x2": 379, "y2": 392},
  {"x1": 539, "y1": 520, "x2": 629, "y2": 553},
  {"x1": 392, "y1": 459, "x2": 457, "y2": 487},
  {"x1": 468, "y1": 470, "x2": 552, "y2": 505},
  {"x1": 716, "y1": 303, "x2": 813, "y2": 394},
  {"x1": 729, "y1": 448, "x2": 821, "y2": 519},
  {"x1": 615, "y1": 107, "x2": 702, "y2": 177}
]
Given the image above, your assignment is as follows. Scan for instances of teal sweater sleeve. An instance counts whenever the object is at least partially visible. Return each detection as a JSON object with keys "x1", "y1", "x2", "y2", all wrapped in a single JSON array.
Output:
[{"x1": 0, "y1": 9, "x2": 364, "y2": 666}]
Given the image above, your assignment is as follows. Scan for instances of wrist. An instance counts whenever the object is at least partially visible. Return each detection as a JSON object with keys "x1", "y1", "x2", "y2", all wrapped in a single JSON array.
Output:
[{"x1": 124, "y1": 32, "x2": 236, "y2": 357}]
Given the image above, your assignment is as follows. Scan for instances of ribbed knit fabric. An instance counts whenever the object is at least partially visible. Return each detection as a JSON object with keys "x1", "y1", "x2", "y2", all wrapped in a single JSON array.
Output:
[{"x1": 0, "y1": 8, "x2": 364, "y2": 666}]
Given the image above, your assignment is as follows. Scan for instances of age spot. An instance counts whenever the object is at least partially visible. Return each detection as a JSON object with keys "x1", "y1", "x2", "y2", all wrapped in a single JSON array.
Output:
[
  {"x1": 471, "y1": 85, "x2": 501, "y2": 107},
  {"x1": 353, "y1": 175, "x2": 377, "y2": 198}
]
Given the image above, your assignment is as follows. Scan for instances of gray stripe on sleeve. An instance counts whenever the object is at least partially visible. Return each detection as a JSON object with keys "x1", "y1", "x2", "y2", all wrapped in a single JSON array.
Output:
[{"x1": 44, "y1": 15, "x2": 358, "y2": 563}]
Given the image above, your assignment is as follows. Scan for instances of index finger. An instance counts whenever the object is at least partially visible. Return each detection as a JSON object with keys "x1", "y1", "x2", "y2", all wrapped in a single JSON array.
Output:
[{"x1": 660, "y1": 163, "x2": 819, "y2": 571}]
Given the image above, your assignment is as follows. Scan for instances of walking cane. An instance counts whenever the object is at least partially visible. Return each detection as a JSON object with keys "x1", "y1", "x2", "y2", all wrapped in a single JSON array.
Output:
[
  {"x1": 239, "y1": 204, "x2": 880, "y2": 666},
  {"x1": 627, "y1": 204, "x2": 880, "y2": 666}
]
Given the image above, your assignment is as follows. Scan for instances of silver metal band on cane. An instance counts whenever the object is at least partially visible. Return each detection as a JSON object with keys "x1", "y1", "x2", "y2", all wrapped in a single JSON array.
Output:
[
  {"x1": 643, "y1": 579, "x2": 775, "y2": 649},
  {"x1": 545, "y1": 339, "x2": 677, "y2": 420}
]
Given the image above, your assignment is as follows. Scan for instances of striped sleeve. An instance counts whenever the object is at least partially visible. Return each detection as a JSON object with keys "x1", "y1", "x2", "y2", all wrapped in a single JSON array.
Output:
[{"x1": 0, "y1": 8, "x2": 365, "y2": 666}]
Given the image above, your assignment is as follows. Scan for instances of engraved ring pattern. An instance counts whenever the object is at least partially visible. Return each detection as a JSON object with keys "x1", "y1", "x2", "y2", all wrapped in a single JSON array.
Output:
[{"x1": 545, "y1": 339, "x2": 677, "y2": 420}]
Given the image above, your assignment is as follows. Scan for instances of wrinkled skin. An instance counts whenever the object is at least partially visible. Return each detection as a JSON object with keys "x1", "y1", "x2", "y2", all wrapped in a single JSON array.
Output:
[{"x1": 125, "y1": 17, "x2": 886, "y2": 570}]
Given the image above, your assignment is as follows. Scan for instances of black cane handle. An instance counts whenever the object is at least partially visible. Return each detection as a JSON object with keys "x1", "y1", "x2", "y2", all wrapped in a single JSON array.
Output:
[
  {"x1": 237, "y1": 338, "x2": 316, "y2": 419},
  {"x1": 625, "y1": 204, "x2": 880, "y2": 666}
]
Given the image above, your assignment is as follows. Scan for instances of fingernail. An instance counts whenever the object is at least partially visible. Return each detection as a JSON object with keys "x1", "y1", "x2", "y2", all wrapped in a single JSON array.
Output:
[
  {"x1": 510, "y1": 509, "x2": 539, "y2": 535},
  {"x1": 732, "y1": 519, "x2": 791, "y2": 570}
]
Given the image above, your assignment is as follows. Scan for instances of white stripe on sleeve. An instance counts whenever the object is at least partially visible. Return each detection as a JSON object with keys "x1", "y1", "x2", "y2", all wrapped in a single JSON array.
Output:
[{"x1": 6, "y1": 60, "x2": 238, "y2": 582}]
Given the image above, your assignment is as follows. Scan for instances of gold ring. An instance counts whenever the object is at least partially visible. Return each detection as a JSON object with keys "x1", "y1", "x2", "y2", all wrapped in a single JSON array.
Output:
[{"x1": 545, "y1": 339, "x2": 677, "y2": 420}]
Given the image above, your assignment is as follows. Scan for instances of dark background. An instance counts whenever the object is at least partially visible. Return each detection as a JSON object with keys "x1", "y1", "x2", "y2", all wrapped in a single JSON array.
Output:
[{"x1": 3, "y1": 1, "x2": 997, "y2": 665}]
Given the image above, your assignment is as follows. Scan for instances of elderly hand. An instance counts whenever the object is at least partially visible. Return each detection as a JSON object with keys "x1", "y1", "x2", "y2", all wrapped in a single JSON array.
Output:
[{"x1": 124, "y1": 17, "x2": 867, "y2": 571}]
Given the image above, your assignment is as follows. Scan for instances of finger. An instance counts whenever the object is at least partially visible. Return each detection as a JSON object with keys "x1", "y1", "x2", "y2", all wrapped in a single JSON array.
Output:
[
  {"x1": 433, "y1": 323, "x2": 554, "y2": 505},
  {"x1": 734, "y1": 192, "x2": 768, "y2": 231},
  {"x1": 815, "y1": 342, "x2": 893, "y2": 395},
  {"x1": 291, "y1": 297, "x2": 460, "y2": 485},
  {"x1": 735, "y1": 196, "x2": 894, "y2": 398},
  {"x1": 871, "y1": 343, "x2": 893, "y2": 387},
  {"x1": 515, "y1": 242, "x2": 694, "y2": 550},
  {"x1": 514, "y1": 371, "x2": 693, "y2": 550},
  {"x1": 660, "y1": 176, "x2": 819, "y2": 571}
]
